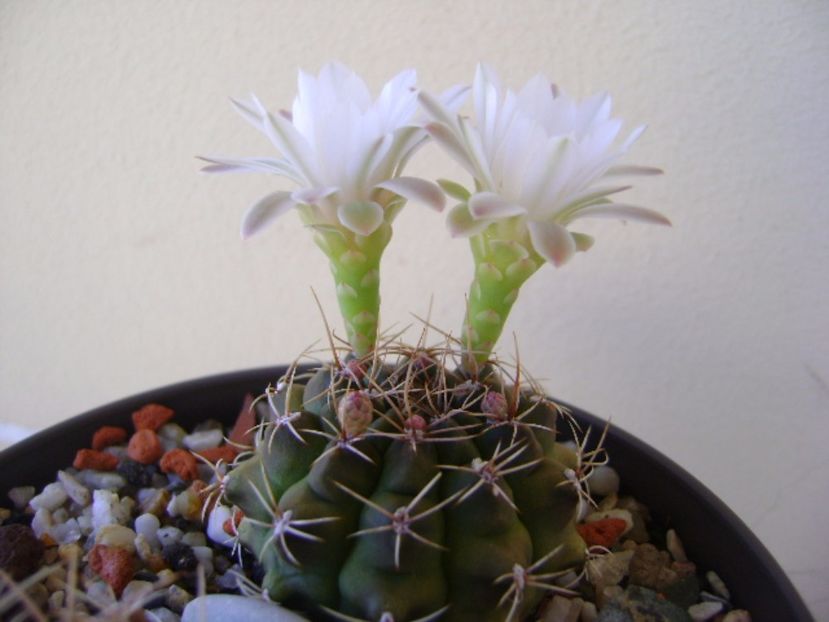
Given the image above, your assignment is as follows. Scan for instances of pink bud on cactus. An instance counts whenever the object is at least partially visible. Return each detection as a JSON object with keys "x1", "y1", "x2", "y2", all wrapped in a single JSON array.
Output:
[
  {"x1": 481, "y1": 391, "x2": 509, "y2": 420},
  {"x1": 337, "y1": 390, "x2": 373, "y2": 436},
  {"x1": 405, "y1": 414, "x2": 427, "y2": 431}
]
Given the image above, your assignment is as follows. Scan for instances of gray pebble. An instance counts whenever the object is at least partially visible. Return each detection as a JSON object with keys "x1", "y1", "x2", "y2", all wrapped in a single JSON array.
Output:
[
  {"x1": 8, "y1": 485, "x2": 35, "y2": 509},
  {"x1": 183, "y1": 429, "x2": 224, "y2": 452},
  {"x1": 182, "y1": 531, "x2": 207, "y2": 547},
  {"x1": 157, "y1": 526, "x2": 184, "y2": 547}
]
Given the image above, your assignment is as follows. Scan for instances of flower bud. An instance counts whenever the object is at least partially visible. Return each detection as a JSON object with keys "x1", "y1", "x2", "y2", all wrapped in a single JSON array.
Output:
[
  {"x1": 337, "y1": 390, "x2": 373, "y2": 436},
  {"x1": 481, "y1": 391, "x2": 508, "y2": 419}
]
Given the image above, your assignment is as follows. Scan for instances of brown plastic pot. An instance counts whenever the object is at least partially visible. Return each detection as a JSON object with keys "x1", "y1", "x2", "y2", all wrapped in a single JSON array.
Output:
[{"x1": 0, "y1": 367, "x2": 813, "y2": 621}]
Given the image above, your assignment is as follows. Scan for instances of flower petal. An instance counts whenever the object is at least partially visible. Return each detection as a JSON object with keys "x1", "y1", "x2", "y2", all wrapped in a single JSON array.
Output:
[
  {"x1": 468, "y1": 192, "x2": 527, "y2": 220},
  {"x1": 424, "y1": 123, "x2": 478, "y2": 177},
  {"x1": 337, "y1": 201, "x2": 384, "y2": 236},
  {"x1": 375, "y1": 177, "x2": 445, "y2": 212},
  {"x1": 291, "y1": 186, "x2": 338, "y2": 205},
  {"x1": 446, "y1": 203, "x2": 491, "y2": 238},
  {"x1": 240, "y1": 191, "x2": 296, "y2": 239},
  {"x1": 571, "y1": 203, "x2": 671, "y2": 226},
  {"x1": 571, "y1": 232, "x2": 595, "y2": 252},
  {"x1": 527, "y1": 221, "x2": 576, "y2": 267}
]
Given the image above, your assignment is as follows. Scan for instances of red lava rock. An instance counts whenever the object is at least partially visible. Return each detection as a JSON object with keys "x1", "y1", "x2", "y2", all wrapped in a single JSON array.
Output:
[
  {"x1": 160, "y1": 448, "x2": 200, "y2": 481},
  {"x1": 132, "y1": 403, "x2": 175, "y2": 432},
  {"x1": 127, "y1": 429, "x2": 164, "y2": 465},
  {"x1": 73, "y1": 449, "x2": 119, "y2": 471},
  {"x1": 0, "y1": 524, "x2": 45, "y2": 580},
  {"x1": 197, "y1": 444, "x2": 238, "y2": 464},
  {"x1": 88, "y1": 544, "x2": 134, "y2": 596},
  {"x1": 228, "y1": 393, "x2": 255, "y2": 446},
  {"x1": 576, "y1": 518, "x2": 628, "y2": 548},
  {"x1": 91, "y1": 425, "x2": 128, "y2": 450}
]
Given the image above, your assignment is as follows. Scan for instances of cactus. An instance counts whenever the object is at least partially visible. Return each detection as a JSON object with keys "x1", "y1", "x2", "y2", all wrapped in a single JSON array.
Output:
[
  {"x1": 224, "y1": 342, "x2": 587, "y2": 621},
  {"x1": 205, "y1": 61, "x2": 667, "y2": 621}
]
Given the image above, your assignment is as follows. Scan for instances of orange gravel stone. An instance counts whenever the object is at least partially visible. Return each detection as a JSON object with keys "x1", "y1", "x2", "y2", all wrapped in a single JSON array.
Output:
[
  {"x1": 576, "y1": 518, "x2": 628, "y2": 549},
  {"x1": 197, "y1": 444, "x2": 238, "y2": 464},
  {"x1": 159, "y1": 448, "x2": 199, "y2": 481},
  {"x1": 91, "y1": 426, "x2": 127, "y2": 451},
  {"x1": 131, "y1": 403, "x2": 175, "y2": 432},
  {"x1": 127, "y1": 429, "x2": 163, "y2": 465},
  {"x1": 88, "y1": 544, "x2": 134, "y2": 596},
  {"x1": 223, "y1": 509, "x2": 244, "y2": 536},
  {"x1": 73, "y1": 449, "x2": 119, "y2": 472}
]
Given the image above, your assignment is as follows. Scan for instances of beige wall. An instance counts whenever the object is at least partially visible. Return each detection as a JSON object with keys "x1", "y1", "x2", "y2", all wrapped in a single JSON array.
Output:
[{"x1": 1, "y1": 0, "x2": 827, "y2": 614}]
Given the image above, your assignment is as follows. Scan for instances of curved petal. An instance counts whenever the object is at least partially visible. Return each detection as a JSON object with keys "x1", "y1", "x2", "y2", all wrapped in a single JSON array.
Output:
[
  {"x1": 527, "y1": 220, "x2": 576, "y2": 267},
  {"x1": 423, "y1": 123, "x2": 478, "y2": 177},
  {"x1": 291, "y1": 186, "x2": 338, "y2": 205},
  {"x1": 375, "y1": 177, "x2": 445, "y2": 212},
  {"x1": 571, "y1": 203, "x2": 671, "y2": 226},
  {"x1": 446, "y1": 203, "x2": 491, "y2": 238},
  {"x1": 240, "y1": 191, "x2": 296, "y2": 239},
  {"x1": 337, "y1": 201, "x2": 384, "y2": 236},
  {"x1": 468, "y1": 192, "x2": 527, "y2": 220}
]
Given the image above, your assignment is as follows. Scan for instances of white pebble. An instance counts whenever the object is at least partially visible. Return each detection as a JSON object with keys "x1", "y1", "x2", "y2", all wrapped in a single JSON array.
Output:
[
  {"x1": 78, "y1": 470, "x2": 126, "y2": 490},
  {"x1": 183, "y1": 429, "x2": 224, "y2": 452},
  {"x1": 588, "y1": 465, "x2": 620, "y2": 497},
  {"x1": 183, "y1": 595, "x2": 310, "y2": 622},
  {"x1": 95, "y1": 524, "x2": 137, "y2": 551},
  {"x1": 206, "y1": 505, "x2": 234, "y2": 547},
  {"x1": 688, "y1": 601, "x2": 724, "y2": 621},
  {"x1": 722, "y1": 611, "x2": 752, "y2": 622},
  {"x1": 49, "y1": 518, "x2": 82, "y2": 545},
  {"x1": 706, "y1": 570, "x2": 731, "y2": 599},
  {"x1": 135, "y1": 513, "x2": 161, "y2": 547},
  {"x1": 31, "y1": 508, "x2": 53, "y2": 538},
  {"x1": 91, "y1": 489, "x2": 130, "y2": 530},
  {"x1": 58, "y1": 470, "x2": 91, "y2": 507},
  {"x1": 8, "y1": 486, "x2": 35, "y2": 509},
  {"x1": 157, "y1": 526, "x2": 184, "y2": 547},
  {"x1": 667, "y1": 529, "x2": 688, "y2": 562},
  {"x1": 29, "y1": 482, "x2": 68, "y2": 512}
]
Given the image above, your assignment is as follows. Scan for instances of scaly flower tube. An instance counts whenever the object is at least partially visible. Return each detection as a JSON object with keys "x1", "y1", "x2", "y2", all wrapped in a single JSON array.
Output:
[
  {"x1": 202, "y1": 62, "x2": 463, "y2": 355},
  {"x1": 420, "y1": 63, "x2": 670, "y2": 367}
]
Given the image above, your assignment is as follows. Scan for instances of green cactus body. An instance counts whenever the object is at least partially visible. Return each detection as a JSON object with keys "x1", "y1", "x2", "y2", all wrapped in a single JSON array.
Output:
[{"x1": 224, "y1": 346, "x2": 588, "y2": 622}]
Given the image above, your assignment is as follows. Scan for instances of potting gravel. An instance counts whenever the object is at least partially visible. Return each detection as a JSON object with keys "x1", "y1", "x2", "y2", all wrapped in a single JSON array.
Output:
[{"x1": 0, "y1": 400, "x2": 753, "y2": 622}]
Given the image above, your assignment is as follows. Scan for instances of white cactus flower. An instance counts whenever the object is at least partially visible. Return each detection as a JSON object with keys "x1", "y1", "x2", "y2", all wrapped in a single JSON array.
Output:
[
  {"x1": 201, "y1": 62, "x2": 463, "y2": 238},
  {"x1": 420, "y1": 63, "x2": 669, "y2": 267}
]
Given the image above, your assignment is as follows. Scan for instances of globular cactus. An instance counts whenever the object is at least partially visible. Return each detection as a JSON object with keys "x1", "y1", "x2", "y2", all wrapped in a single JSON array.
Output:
[{"x1": 223, "y1": 342, "x2": 588, "y2": 622}]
